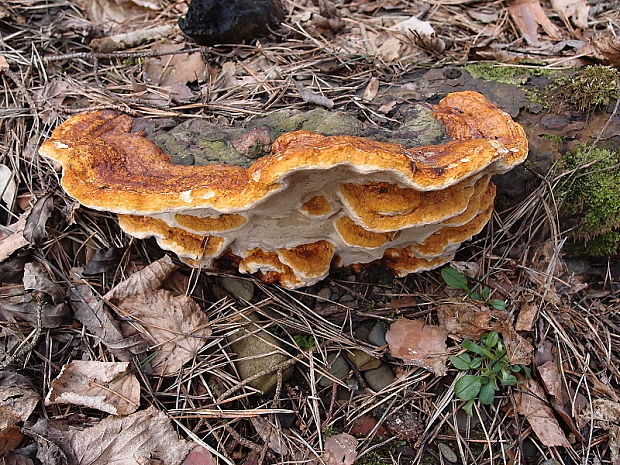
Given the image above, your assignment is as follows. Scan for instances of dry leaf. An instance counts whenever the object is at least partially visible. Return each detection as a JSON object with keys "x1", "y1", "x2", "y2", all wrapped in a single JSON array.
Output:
[
  {"x1": 103, "y1": 256, "x2": 211, "y2": 376},
  {"x1": 375, "y1": 36, "x2": 402, "y2": 62},
  {"x1": 69, "y1": 278, "x2": 148, "y2": 360},
  {"x1": 515, "y1": 298, "x2": 538, "y2": 332},
  {"x1": 294, "y1": 82, "x2": 335, "y2": 109},
  {"x1": 516, "y1": 378, "x2": 570, "y2": 447},
  {"x1": 45, "y1": 361, "x2": 140, "y2": 415},
  {"x1": 250, "y1": 417, "x2": 288, "y2": 455},
  {"x1": 578, "y1": 35, "x2": 620, "y2": 66},
  {"x1": 0, "y1": 54, "x2": 9, "y2": 71},
  {"x1": 143, "y1": 43, "x2": 207, "y2": 103},
  {"x1": 322, "y1": 433, "x2": 358, "y2": 465},
  {"x1": 551, "y1": 0, "x2": 589, "y2": 29},
  {"x1": 436, "y1": 300, "x2": 501, "y2": 339},
  {"x1": 508, "y1": 0, "x2": 561, "y2": 45},
  {"x1": 578, "y1": 398, "x2": 620, "y2": 461},
  {"x1": 0, "y1": 213, "x2": 28, "y2": 263},
  {"x1": 22, "y1": 194, "x2": 54, "y2": 245},
  {"x1": 23, "y1": 262, "x2": 63, "y2": 303},
  {"x1": 0, "y1": 164, "x2": 16, "y2": 208},
  {"x1": 75, "y1": 0, "x2": 161, "y2": 30},
  {"x1": 0, "y1": 372, "x2": 39, "y2": 432},
  {"x1": 538, "y1": 360, "x2": 564, "y2": 401},
  {"x1": 391, "y1": 16, "x2": 445, "y2": 54},
  {"x1": 30, "y1": 406, "x2": 202, "y2": 465},
  {"x1": 386, "y1": 319, "x2": 448, "y2": 376},
  {"x1": 1, "y1": 452, "x2": 34, "y2": 465},
  {"x1": 363, "y1": 77, "x2": 379, "y2": 102},
  {"x1": 499, "y1": 322, "x2": 533, "y2": 366}
]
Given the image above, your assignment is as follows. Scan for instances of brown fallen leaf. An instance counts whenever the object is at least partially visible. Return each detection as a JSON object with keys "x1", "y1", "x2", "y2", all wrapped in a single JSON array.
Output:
[
  {"x1": 550, "y1": 0, "x2": 589, "y2": 30},
  {"x1": 0, "y1": 213, "x2": 28, "y2": 263},
  {"x1": 578, "y1": 399, "x2": 620, "y2": 462},
  {"x1": 45, "y1": 361, "x2": 140, "y2": 415},
  {"x1": 23, "y1": 262, "x2": 64, "y2": 303},
  {"x1": 391, "y1": 16, "x2": 445, "y2": 54},
  {"x1": 386, "y1": 318, "x2": 448, "y2": 376},
  {"x1": 294, "y1": 81, "x2": 335, "y2": 109},
  {"x1": 515, "y1": 378, "x2": 570, "y2": 447},
  {"x1": 515, "y1": 295, "x2": 539, "y2": 332},
  {"x1": 322, "y1": 433, "x2": 358, "y2": 465},
  {"x1": 498, "y1": 321, "x2": 533, "y2": 366},
  {"x1": 508, "y1": 0, "x2": 561, "y2": 45},
  {"x1": 0, "y1": 426, "x2": 23, "y2": 455},
  {"x1": 0, "y1": 164, "x2": 16, "y2": 209},
  {"x1": 29, "y1": 406, "x2": 205, "y2": 465},
  {"x1": 1, "y1": 452, "x2": 34, "y2": 465},
  {"x1": 0, "y1": 372, "x2": 39, "y2": 454},
  {"x1": 538, "y1": 360, "x2": 564, "y2": 401},
  {"x1": 22, "y1": 194, "x2": 53, "y2": 245},
  {"x1": 578, "y1": 35, "x2": 620, "y2": 66},
  {"x1": 363, "y1": 77, "x2": 379, "y2": 102},
  {"x1": 103, "y1": 256, "x2": 211, "y2": 377},
  {"x1": 69, "y1": 276, "x2": 149, "y2": 360},
  {"x1": 75, "y1": 0, "x2": 161, "y2": 31},
  {"x1": 143, "y1": 43, "x2": 207, "y2": 103},
  {"x1": 436, "y1": 300, "x2": 502, "y2": 339},
  {"x1": 250, "y1": 417, "x2": 288, "y2": 455}
]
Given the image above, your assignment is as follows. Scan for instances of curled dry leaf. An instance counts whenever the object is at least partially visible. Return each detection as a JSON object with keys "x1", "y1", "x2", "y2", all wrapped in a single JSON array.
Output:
[
  {"x1": 69, "y1": 277, "x2": 149, "y2": 361},
  {"x1": 0, "y1": 164, "x2": 16, "y2": 208},
  {"x1": 322, "y1": 433, "x2": 358, "y2": 465},
  {"x1": 0, "y1": 372, "x2": 39, "y2": 449},
  {"x1": 363, "y1": 77, "x2": 379, "y2": 102},
  {"x1": 45, "y1": 361, "x2": 140, "y2": 415},
  {"x1": 294, "y1": 82, "x2": 335, "y2": 109},
  {"x1": 436, "y1": 300, "x2": 501, "y2": 339},
  {"x1": 578, "y1": 35, "x2": 620, "y2": 66},
  {"x1": 516, "y1": 377, "x2": 570, "y2": 447},
  {"x1": 103, "y1": 256, "x2": 211, "y2": 376},
  {"x1": 386, "y1": 318, "x2": 448, "y2": 376},
  {"x1": 250, "y1": 417, "x2": 289, "y2": 455},
  {"x1": 391, "y1": 16, "x2": 445, "y2": 54},
  {"x1": 29, "y1": 406, "x2": 204, "y2": 465},
  {"x1": 550, "y1": 0, "x2": 589, "y2": 29},
  {"x1": 75, "y1": 0, "x2": 161, "y2": 30},
  {"x1": 508, "y1": 0, "x2": 561, "y2": 45},
  {"x1": 0, "y1": 213, "x2": 28, "y2": 263},
  {"x1": 498, "y1": 321, "x2": 533, "y2": 366},
  {"x1": 23, "y1": 262, "x2": 64, "y2": 303}
]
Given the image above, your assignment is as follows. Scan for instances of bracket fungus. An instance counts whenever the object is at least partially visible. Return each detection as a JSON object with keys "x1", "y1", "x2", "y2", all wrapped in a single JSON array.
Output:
[{"x1": 40, "y1": 91, "x2": 527, "y2": 288}]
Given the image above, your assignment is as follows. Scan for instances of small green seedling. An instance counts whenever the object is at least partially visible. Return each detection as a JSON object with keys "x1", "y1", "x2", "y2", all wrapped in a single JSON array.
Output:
[
  {"x1": 451, "y1": 331, "x2": 531, "y2": 416},
  {"x1": 441, "y1": 267, "x2": 506, "y2": 310}
]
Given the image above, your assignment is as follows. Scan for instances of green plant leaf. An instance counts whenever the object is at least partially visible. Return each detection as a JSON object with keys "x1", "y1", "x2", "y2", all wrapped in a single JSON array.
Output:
[
  {"x1": 490, "y1": 299, "x2": 507, "y2": 310},
  {"x1": 479, "y1": 383, "x2": 496, "y2": 405},
  {"x1": 483, "y1": 332, "x2": 499, "y2": 348},
  {"x1": 502, "y1": 373, "x2": 517, "y2": 386},
  {"x1": 462, "y1": 339, "x2": 494, "y2": 358},
  {"x1": 511, "y1": 364, "x2": 521, "y2": 372},
  {"x1": 470, "y1": 292, "x2": 482, "y2": 300},
  {"x1": 481, "y1": 287, "x2": 491, "y2": 300},
  {"x1": 454, "y1": 375, "x2": 482, "y2": 401},
  {"x1": 462, "y1": 399, "x2": 475, "y2": 416},
  {"x1": 522, "y1": 366, "x2": 532, "y2": 378},
  {"x1": 450, "y1": 353, "x2": 472, "y2": 370},
  {"x1": 441, "y1": 267, "x2": 469, "y2": 291},
  {"x1": 470, "y1": 357, "x2": 483, "y2": 369}
]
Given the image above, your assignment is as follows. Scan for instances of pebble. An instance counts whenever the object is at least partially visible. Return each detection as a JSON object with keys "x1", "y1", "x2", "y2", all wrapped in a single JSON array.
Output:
[
  {"x1": 339, "y1": 294, "x2": 354, "y2": 304},
  {"x1": 368, "y1": 321, "x2": 387, "y2": 346},
  {"x1": 347, "y1": 350, "x2": 381, "y2": 371},
  {"x1": 316, "y1": 287, "x2": 332, "y2": 300},
  {"x1": 354, "y1": 324, "x2": 371, "y2": 342},
  {"x1": 318, "y1": 355, "x2": 349, "y2": 387},
  {"x1": 220, "y1": 276, "x2": 255, "y2": 301},
  {"x1": 363, "y1": 365, "x2": 395, "y2": 391},
  {"x1": 438, "y1": 443, "x2": 458, "y2": 463}
]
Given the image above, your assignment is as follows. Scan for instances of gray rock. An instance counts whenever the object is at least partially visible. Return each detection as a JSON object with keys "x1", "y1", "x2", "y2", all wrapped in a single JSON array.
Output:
[
  {"x1": 347, "y1": 350, "x2": 381, "y2": 371},
  {"x1": 368, "y1": 321, "x2": 387, "y2": 346},
  {"x1": 364, "y1": 365, "x2": 394, "y2": 391},
  {"x1": 438, "y1": 443, "x2": 458, "y2": 463},
  {"x1": 220, "y1": 276, "x2": 255, "y2": 301},
  {"x1": 318, "y1": 354, "x2": 349, "y2": 387},
  {"x1": 229, "y1": 317, "x2": 293, "y2": 394},
  {"x1": 316, "y1": 287, "x2": 332, "y2": 301}
]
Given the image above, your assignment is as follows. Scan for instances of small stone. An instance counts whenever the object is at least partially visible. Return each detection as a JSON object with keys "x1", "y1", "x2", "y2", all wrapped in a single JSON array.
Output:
[
  {"x1": 354, "y1": 324, "x2": 371, "y2": 342},
  {"x1": 319, "y1": 355, "x2": 349, "y2": 387},
  {"x1": 438, "y1": 443, "x2": 457, "y2": 463},
  {"x1": 385, "y1": 410, "x2": 423, "y2": 441},
  {"x1": 347, "y1": 350, "x2": 381, "y2": 371},
  {"x1": 220, "y1": 276, "x2": 254, "y2": 301},
  {"x1": 330, "y1": 293, "x2": 340, "y2": 301},
  {"x1": 368, "y1": 321, "x2": 387, "y2": 346},
  {"x1": 339, "y1": 294, "x2": 354, "y2": 304},
  {"x1": 316, "y1": 287, "x2": 332, "y2": 300},
  {"x1": 229, "y1": 318, "x2": 293, "y2": 393},
  {"x1": 349, "y1": 415, "x2": 385, "y2": 436},
  {"x1": 363, "y1": 365, "x2": 394, "y2": 391}
]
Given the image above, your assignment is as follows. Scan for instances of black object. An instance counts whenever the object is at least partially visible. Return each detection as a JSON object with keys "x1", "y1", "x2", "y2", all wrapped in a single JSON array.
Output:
[{"x1": 179, "y1": 0, "x2": 285, "y2": 45}]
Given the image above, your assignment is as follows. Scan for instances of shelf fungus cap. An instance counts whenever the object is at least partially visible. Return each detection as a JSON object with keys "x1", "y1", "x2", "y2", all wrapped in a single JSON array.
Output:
[{"x1": 40, "y1": 91, "x2": 528, "y2": 289}]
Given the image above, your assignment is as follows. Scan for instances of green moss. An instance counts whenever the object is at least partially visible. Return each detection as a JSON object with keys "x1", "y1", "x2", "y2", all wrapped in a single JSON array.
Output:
[
  {"x1": 463, "y1": 63, "x2": 557, "y2": 86},
  {"x1": 541, "y1": 134, "x2": 566, "y2": 144},
  {"x1": 531, "y1": 65, "x2": 619, "y2": 114},
  {"x1": 557, "y1": 144, "x2": 620, "y2": 256}
]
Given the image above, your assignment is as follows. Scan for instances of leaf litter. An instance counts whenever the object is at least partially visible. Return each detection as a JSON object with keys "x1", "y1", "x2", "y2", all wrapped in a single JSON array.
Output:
[{"x1": 1, "y1": 0, "x2": 619, "y2": 463}]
